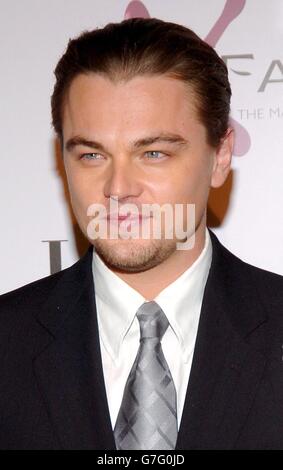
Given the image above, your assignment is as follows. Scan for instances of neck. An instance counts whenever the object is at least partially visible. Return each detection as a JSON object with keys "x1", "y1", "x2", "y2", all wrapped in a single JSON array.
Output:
[{"x1": 113, "y1": 218, "x2": 207, "y2": 300}]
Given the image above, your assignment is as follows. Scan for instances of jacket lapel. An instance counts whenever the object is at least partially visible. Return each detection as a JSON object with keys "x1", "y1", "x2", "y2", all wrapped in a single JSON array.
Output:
[
  {"x1": 32, "y1": 247, "x2": 116, "y2": 450},
  {"x1": 176, "y1": 230, "x2": 268, "y2": 449}
]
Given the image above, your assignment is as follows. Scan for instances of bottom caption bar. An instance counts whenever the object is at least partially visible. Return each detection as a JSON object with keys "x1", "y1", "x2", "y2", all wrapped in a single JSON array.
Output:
[{"x1": 96, "y1": 452, "x2": 185, "y2": 467}]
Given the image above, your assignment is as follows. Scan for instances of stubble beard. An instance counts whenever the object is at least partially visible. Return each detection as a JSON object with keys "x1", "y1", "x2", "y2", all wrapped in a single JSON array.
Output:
[{"x1": 93, "y1": 236, "x2": 178, "y2": 273}]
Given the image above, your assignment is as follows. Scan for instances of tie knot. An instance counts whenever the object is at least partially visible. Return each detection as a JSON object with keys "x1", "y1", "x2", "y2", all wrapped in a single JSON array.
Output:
[{"x1": 136, "y1": 301, "x2": 169, "y2": 341}]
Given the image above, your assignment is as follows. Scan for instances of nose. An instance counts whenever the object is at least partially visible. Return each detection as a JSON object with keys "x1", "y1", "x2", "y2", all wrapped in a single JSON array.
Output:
[{"x1": 103, "y1": 158, "x2": 143, "y2": 202}]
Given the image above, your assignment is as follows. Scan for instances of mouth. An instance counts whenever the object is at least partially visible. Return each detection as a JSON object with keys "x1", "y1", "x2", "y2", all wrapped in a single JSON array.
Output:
[{"x1": 106, "y1": 213, "x2": 152, "y2": 223}]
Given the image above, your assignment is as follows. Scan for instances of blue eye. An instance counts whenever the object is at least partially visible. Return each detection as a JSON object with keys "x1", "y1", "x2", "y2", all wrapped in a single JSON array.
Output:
[
  {"x1": 81, "y1": 153, "x2": 102, "y2": 160},
  {"x1": 145, "y1": 151, "x2": 164, "y2": 159}
]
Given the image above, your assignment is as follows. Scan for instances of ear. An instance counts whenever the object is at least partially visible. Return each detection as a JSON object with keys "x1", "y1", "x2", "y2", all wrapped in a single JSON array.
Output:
[{"x1": 210, "y1": 127, "x2": 234, "y2": 188}]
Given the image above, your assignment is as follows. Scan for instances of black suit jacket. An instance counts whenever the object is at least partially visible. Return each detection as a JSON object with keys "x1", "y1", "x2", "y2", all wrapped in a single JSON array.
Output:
[{"x1": 1, "y1": 230, "x2": 283, "y2": 449}]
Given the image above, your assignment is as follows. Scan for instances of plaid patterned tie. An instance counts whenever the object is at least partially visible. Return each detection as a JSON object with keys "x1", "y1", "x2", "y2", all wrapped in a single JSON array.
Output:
[{"x1": 114, "y1": 301, "x2": 178, "y2": 450}]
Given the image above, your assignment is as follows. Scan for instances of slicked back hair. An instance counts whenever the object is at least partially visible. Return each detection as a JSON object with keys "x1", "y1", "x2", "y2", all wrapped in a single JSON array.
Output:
[{"x1": 51, "y1": 17, "x2": 231, "y2": 147}]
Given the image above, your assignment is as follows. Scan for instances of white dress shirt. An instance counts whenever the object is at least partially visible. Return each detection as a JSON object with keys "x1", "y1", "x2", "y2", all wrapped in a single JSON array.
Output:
[{"x1": 92, "y1": 228, "x2": 212, "y2": 429}]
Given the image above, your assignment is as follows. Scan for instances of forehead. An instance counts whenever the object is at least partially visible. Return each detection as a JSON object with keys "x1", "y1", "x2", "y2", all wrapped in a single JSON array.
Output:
[{"x1": 63, "y1": 73, "x2": 202, "y2": 140}]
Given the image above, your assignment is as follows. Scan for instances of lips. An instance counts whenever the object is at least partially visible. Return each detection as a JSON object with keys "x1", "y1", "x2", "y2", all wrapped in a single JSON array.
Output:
[{"x1": 105, "y1": 213, "x2": 151, "y2": 222}]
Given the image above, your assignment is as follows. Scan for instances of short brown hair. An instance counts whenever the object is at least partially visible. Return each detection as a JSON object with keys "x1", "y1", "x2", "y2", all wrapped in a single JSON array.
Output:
[{"x1": 51, "y1": 17, "x2": 231, "y2": 147}]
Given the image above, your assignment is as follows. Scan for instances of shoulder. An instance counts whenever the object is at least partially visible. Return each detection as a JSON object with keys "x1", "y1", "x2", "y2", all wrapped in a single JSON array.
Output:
[
  {"x1": 209, "y1": 229, "x2": 283, "y2": 282},
  {"x1": 0, "y1": 265, "x2": 67, "y2": 309},
  {"x1": 209, "y1": 229, "x2": 283, "y2": 316},
  {"x1": 0, "y1": 247, "x2": 93, "y2": 362},
  {"x1": 0, "y1": 246, "x2": 92, "y2": 327}
]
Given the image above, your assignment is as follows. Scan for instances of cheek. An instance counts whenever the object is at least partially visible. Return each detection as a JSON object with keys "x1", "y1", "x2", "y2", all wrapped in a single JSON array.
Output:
[
  {"x1": 65, "y1": 165, "x2": 95, "y2": 204},
  {"x1": 153, "y1": 167, "x2": 200, "y2": 202},
  {"x1": 63, "y1": 175, "x2": 87, "y2": 225},
  {"x1": 161, "y1": 163, "x2": 211, "y2": 206}
]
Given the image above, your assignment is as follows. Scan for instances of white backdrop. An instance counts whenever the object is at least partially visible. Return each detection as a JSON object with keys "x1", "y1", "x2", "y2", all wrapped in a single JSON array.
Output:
[{"x1": 0, "y1": 0, "x2": 282, "y2": 294}]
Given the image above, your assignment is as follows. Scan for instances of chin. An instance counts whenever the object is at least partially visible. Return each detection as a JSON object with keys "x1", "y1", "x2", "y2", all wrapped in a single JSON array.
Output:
[{"x1": 93, "y1": 237, "x2": 176, "y2": 273}]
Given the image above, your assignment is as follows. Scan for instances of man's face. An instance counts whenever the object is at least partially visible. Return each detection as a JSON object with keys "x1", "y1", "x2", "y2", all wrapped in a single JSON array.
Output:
[{"x1": 62, "y1": 73, "x2": 231, "y2": 273}]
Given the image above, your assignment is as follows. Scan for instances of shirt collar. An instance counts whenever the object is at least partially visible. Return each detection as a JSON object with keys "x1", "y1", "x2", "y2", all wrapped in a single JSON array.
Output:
[
  {"x1": 92, "y1": 228, "x2": 212, "y2": 362},
  {"x1": 92, "y1": 249, "x2": 146, "y2": 360},
  {"x1": 154, "y1": 228, "x2": 212, "y2": 362}
]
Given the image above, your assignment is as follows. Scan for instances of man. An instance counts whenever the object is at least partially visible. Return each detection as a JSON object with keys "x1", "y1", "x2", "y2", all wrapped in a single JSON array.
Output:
[{"x1": 1, "y1": 17, "x2": 283, "y2": 450}]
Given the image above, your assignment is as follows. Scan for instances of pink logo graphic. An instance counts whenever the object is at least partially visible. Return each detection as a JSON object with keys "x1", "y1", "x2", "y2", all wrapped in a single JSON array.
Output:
[
  {"x1": 124, "y1": 0, "x2": 251, "y2": 156},
  {"x1": 125, "y1": 0, "x2": 150, "y2": 19}
]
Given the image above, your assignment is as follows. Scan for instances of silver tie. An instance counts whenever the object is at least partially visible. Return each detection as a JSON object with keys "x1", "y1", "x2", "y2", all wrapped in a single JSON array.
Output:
[{"x1": 114, "y1": 301, "x2": 178, "y2": 450}]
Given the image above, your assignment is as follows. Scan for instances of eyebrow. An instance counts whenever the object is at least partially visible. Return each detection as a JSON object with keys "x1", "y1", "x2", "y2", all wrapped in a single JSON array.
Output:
[{"x1": 65, "y1": 133, "x2": 189, "y2": 153}]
